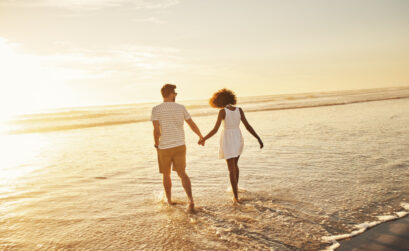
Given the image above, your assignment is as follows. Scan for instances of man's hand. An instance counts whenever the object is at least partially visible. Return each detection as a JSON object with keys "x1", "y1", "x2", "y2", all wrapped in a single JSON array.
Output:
[
  {"x1": 198, "y1": 137, "x2": 205, "y2": 146},
  {"x1": 186, "y1": 119, "x2": 205, "y2": 144}
]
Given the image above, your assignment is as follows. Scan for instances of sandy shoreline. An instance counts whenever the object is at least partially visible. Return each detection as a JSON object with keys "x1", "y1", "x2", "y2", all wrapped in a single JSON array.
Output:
[{"x1": 337, "y1": 215, "x2": 409, "y2": 250}]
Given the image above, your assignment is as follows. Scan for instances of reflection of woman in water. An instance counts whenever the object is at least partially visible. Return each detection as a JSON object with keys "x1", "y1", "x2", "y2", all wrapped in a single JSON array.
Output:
[{"x1": 200, "y1": 89, "x2": 263, "y2": 203}]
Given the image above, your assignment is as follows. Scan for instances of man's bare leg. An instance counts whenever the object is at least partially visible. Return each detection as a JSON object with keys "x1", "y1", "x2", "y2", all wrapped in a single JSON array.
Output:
[
  {"x1": 177, "y1": 170, "x2": 195, "y2": 212},
  {"x1": 162, "y1": 171, "x2": 174, "y2": 205}
]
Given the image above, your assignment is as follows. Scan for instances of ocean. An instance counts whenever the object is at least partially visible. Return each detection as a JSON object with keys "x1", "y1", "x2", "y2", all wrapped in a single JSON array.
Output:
[{"x1": 1, "y1": 87, "x2": 409, "y2": 250}]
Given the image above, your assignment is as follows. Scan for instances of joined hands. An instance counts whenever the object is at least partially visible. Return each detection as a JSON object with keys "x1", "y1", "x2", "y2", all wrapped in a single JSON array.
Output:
[{"x1": 198, "y1": 137, "x2": 206, "y2": 146}]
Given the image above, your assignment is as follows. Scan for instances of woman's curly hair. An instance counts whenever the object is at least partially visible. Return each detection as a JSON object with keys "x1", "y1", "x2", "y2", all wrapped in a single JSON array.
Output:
[{"x1": 209, "y1": 88, "x2": 237, "y2": 108}]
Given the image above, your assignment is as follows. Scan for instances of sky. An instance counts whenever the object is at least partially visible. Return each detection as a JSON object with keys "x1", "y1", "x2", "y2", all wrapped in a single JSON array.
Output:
[{"x1": 1, "y1": 0, "x2": 409, "y2": 115}]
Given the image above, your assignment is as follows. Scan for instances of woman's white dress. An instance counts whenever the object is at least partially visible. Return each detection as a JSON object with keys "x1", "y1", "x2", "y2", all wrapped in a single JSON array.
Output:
[{"x1": 219, "y1": 107, "x2": 244, "y2": 159}]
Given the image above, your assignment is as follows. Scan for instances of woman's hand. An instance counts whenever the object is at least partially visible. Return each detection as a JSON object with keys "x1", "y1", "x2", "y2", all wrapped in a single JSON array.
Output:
[
  {"x1": 258, "y1": 138, "x2": 264, "y2": 149},
  {"x1": 198, "y1": 137, "x2": 206, "y2": 146}
]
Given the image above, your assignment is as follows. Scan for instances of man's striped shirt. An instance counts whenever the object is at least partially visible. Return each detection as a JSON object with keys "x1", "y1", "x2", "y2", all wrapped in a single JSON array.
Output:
[{"x1": 151, "y1": 102, "x2": 191, "y2": 149}]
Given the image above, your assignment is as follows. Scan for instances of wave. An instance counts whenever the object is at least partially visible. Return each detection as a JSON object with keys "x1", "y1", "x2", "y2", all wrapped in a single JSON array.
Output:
[
  {"x1": 321, "y1": 202, "x2": 409, "y2": 251},
  {"x1": 3, "y1": 86, "x2": 409, "y2": 134}
]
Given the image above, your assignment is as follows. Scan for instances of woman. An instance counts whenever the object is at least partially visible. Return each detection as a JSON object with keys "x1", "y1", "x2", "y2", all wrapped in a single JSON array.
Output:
[{"x1": 200, "y1": 89, "x2": 263, "y2": 203}]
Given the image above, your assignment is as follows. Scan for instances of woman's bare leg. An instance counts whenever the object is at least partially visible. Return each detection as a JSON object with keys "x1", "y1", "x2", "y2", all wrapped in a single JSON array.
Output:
[
  {"x1": 226, "y1": 158, "x2": 239, "y2": 202},
  {"x1": 235, "y1": 156, "x2": 240, "y2": 184}
]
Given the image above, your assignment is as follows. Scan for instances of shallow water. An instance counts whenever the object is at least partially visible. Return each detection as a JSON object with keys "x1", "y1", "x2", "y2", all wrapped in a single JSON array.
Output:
[{"x1": 1, "y1": 98, "x2": 409, "y2": 250}]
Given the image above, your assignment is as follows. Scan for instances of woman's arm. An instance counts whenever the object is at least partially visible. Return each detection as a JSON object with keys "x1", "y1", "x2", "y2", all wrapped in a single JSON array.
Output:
[
  {"x1": 202, "y1": 109, "x2": 225, "y2": 142},
  {"x1": 239, "y1": 108, "x2": 264, "y2": 148}
]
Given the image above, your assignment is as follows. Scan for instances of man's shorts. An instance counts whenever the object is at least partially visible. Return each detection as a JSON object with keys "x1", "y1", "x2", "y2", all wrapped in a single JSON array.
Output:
[{"x1": 157, "y1": 145, "x2": 186, "y2": 174}]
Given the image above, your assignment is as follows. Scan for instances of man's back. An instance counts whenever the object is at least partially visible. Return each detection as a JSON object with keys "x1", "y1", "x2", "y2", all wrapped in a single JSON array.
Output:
[{"x1": 151, "y1": 102, "x2": 191, "y2": 149}]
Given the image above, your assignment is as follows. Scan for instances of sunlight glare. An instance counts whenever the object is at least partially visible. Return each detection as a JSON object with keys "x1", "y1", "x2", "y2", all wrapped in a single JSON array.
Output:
[
  {"x1": 0, "y1": 37, "x2": 76, "y2": 120},
  {"x1": 0, "y1": 133, "x2": 49, "y2": 193}
]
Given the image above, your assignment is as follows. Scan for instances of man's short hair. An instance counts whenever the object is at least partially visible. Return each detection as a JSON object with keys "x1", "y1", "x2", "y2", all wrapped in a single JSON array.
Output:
[{"x1": 161, "y1": 84, "x2": 176, "y2": 98}]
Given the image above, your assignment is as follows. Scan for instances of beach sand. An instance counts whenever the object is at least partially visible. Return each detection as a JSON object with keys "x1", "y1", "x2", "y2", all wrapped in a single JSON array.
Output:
[{"x1": 337, "y1": 216, "x2": 409, "y2": 251}]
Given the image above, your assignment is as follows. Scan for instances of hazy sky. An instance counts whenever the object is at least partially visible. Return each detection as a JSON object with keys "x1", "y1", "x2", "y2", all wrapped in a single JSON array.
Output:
[{"x1": 1, "y1": 0, "x2": 409, "y2": 114}]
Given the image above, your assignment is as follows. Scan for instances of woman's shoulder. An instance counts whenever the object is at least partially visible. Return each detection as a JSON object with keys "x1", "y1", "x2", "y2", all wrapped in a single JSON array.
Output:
[{"x1": 218, "y1": 108, "x2": 226, "y2": 117}]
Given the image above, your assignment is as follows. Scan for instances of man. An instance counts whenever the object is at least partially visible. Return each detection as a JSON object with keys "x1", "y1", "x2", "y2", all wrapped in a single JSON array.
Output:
[{"x1": 151, "y1": 83, "x2": 203, "y2": 213}]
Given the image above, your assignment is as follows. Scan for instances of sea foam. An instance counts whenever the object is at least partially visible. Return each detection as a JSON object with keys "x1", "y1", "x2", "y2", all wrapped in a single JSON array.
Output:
[{"x1": 321, "y1": 202, "x2": 409, "y2": 251}]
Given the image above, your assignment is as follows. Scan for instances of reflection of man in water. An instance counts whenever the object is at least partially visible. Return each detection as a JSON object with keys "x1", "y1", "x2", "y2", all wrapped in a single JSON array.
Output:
[{"x1": 151, "y1": 84, "x2": 203, "y2": 213}]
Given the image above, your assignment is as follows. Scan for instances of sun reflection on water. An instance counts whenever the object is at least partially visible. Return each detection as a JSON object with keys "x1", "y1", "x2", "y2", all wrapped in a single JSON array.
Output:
[{"x1": 0, "y1": 133, "x2": 49, "y2": 192}]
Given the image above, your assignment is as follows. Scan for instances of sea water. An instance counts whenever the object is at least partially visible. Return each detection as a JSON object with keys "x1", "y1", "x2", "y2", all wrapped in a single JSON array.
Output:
[{"x1": 0, "y1": 87, "x2": 409, "y2": 250}]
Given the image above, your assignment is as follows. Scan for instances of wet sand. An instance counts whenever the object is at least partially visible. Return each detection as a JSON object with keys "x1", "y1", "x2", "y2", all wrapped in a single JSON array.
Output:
[{"x1": 337, "y1": 216, "x2": 409, "y2": 251}]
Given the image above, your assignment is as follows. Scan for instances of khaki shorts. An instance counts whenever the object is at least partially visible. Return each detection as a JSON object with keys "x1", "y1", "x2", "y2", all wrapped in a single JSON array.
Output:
[{"x1": 157, "y1": 145, "x2": 186, "y2": 174}]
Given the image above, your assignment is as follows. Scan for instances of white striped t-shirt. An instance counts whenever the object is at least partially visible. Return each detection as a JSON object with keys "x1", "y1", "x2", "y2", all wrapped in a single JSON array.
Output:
[{"x1": 151, "y1": 102, "x2": 191, "y2": 149}]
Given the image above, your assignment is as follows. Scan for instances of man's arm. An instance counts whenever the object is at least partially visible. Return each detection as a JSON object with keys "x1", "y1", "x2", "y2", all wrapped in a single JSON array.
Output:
[
  {"x1": 186, "y1": 118, "x2": 203, "y2": 140},
  {"x1": 152, "y1": 120, "x2": 161, "y2": 148}
]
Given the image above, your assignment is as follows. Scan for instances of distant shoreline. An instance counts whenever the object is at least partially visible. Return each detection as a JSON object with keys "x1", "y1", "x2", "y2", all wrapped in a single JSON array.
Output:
[
  {"x1": 8, "y1": 86, "x2": 409, "y2": 116},
  {"x1": 3, "y1": 86, "x2": 409, "y2": 135}
]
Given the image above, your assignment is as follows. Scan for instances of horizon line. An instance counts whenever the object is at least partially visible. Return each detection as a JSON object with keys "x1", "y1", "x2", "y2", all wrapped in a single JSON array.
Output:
[{"x1": 7, "y1": 85, "x2": 408, "y2": 116}]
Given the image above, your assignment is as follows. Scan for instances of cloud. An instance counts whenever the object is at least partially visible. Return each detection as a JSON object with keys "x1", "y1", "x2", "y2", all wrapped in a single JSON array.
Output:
[
  {"x1": 43, "y1": 44, "x2": 184, "y2": 73},
  {"x1": 0, "y1": 36, "x2": 187, "y2": 113},
  {"x1": 131, "y1": 17, "x2": 165, "y2": 24},
  {"x1": 0, "y1": 0, "x2": 180, "y2": 10},
  {"x1": 1, "y1": 37, "x2": 185, "y2": 85}
]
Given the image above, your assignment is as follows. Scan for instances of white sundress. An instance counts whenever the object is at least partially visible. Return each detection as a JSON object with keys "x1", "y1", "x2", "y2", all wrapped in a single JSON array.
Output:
[{"x1": 219, "y1": 107, "x2": 244, "y2": 159}]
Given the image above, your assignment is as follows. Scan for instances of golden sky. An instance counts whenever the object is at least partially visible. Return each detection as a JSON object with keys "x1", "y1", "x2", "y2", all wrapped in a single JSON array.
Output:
[{"x1": 1, "y1": 0, "x2": 409, "y2": 115}]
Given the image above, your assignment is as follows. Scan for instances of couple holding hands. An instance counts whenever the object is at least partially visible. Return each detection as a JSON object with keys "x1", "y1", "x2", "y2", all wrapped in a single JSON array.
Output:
[{"x1": 151, "y1": 84, "x2": 263, "y2": 213}]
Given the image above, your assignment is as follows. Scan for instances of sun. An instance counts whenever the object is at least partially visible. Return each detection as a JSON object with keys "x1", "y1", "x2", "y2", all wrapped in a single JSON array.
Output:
[{"x1": 0, "y1": 38, "x2": 76, "y2": 121}]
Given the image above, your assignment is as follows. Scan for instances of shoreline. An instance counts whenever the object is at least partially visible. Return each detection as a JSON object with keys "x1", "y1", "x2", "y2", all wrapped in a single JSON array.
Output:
[
  {"x1": 322, "y1": 203, "x2": 409, "y2": 250},
  {"x1": 336, "y1": 215, "x2": 409, "y2": 250},
  {"x1": 6, "y1": 93, "x2": 409, "y2": 135}
]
